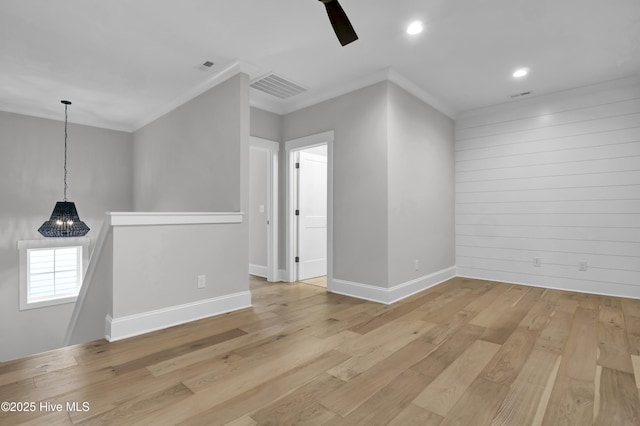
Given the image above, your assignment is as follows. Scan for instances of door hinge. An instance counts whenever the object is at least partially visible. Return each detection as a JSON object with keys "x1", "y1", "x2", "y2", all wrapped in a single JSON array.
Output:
[
  {"x1": 295, "y1": 162, "x2": 300, "y2": 169},
  {"x1": 295, "y1": 256, "x2": 299, "y2": 263},
  {"x1": 295, "y1": 209, "x2": 299, "y2": 216}
]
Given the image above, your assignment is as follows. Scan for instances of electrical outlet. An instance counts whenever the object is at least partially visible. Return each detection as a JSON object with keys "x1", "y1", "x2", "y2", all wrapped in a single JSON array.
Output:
[
  {"x1": 579, "y1": 261, "x2": 587, "y2": 271},
  {"x1": 197, "y1": 275, "x2": 206, "y2": 289},
  {"x1": 533, "y1": 257, "x2": 541, "y2": 267},
  {"x1": 414, "y1": 259, "x2": 420, "y2": 271}
]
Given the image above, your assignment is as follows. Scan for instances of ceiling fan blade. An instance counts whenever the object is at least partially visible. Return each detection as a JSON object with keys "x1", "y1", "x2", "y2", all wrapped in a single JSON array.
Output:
[{"x1": 319, "y1": 0, "x2": 358, "y2": 46}]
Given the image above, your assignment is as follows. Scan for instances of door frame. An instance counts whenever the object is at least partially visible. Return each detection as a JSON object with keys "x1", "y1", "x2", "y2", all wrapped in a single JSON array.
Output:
[
  {"x1": 284, "y1": 131, "x2": 334, "y2": 284},
  {"x1": 250, "y1": 137, "x2": 279, "y2": 282}
]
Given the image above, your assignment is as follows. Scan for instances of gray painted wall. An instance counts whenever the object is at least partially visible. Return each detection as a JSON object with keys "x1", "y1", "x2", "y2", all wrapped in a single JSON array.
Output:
[
  {"x1": 134, "y1": 74, "x2": 248, "y2": 212},
  {"x1": 250, "y1": 107, "x2": 282, "y2": 143},
  {"x1": 387, "y1": 83, "x2": 455, "y2": 286},
  {"x1": 112, "y1": 223, "x2": 247, "y2": 317},
  {"x1": 0, "y1": 111, "x2": 132, "y2": 361},
  {"x1": 130, "y1": 72, "x2": 250, "y2": 320},
  {"x1": 283, "y1": 82, "x2": 390, "y2": 287},
  {"x1": 281, "y1": 82, "x2": 455, "y2": 290}
]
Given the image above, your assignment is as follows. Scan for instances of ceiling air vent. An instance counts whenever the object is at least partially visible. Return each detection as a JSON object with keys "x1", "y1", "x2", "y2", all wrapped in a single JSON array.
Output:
[{"x1": 250, "y1": 73, "x2": 307, "y2": 99}]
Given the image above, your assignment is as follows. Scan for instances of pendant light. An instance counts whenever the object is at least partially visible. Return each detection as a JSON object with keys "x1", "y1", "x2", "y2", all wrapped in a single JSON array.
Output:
[{"x1": 38, "y1": 100, "x2": 90, "y2": 237}]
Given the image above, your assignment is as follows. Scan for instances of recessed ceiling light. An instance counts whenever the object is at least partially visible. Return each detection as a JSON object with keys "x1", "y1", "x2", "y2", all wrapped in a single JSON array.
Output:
[
  {"x1": 407, "y1": 21, "x2": 423, "y2": 35},
  {"x1": 513, "y1": 68, "x2": 529, "y2": 78}
]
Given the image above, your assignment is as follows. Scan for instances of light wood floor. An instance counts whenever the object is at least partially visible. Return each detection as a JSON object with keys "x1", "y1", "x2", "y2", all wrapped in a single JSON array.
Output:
[
  {"x1": 300, "y1": 276, "x2": 327, "y2": 288},
  {"x1": 2, "y1": 276, "x2": 640, "y2": 425}
]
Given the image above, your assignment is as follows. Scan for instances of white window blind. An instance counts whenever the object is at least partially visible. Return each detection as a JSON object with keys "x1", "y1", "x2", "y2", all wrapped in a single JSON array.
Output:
[{"x1": 27, "y1": 246, "x2": 81, "y2": 302}]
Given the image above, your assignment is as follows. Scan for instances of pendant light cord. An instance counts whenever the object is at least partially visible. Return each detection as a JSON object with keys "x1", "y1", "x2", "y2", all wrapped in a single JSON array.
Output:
[{"x1": 63, "y1": 102, "x2": 68, "y2": 201}]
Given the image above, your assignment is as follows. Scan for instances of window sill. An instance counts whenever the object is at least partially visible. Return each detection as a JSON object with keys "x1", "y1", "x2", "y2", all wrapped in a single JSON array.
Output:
[{"x1": 22, "y1": 295, "x2": 78, "y2": 310}]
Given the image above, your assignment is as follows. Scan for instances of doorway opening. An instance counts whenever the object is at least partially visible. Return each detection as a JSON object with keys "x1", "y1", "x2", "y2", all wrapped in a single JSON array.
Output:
[
  {"x1": 249, "y1": 137, "x2": 279, "y2": 282},
  {"x1": 285, "y1": 131, "x2": 334, "y2": 289}
]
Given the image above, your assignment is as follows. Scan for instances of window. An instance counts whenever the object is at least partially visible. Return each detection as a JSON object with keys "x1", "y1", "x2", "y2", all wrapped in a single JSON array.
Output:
[{"x1": 18, "y1": 238, "x2": 89, "y2": 310}]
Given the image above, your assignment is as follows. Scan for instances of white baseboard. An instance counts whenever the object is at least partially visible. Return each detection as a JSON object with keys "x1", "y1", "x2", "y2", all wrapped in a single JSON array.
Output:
[
  {"x1": 249, "y1": 264, "x2": 268, "y2": 278},
  {"x1": 456, "y1": 267, "x2": 640, "y2": 300},
  {"x1": 329, "y1": 278, "x2": 391, "y2": 304},
  {"x1": 388, "y1": 266, "x2": 457, "y2": 303},
  {"x1": 249, "y1": 265, "x2": 286, "y2": 282},
  {"x1": 330, "y1": 266, "x2": 456, "y2": 304},
  {"x1": 105, "y1": 291, "x2": 252, "y2": 342}
]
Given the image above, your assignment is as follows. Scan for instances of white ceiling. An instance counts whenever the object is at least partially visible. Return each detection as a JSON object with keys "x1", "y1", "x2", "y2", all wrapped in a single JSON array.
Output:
[{"x1": 1, "y1": 0, "x2": 639, "y2": 131}]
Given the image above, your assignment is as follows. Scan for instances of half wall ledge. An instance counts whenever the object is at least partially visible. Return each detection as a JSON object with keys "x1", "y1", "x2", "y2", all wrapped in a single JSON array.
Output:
[
  {"x1": 65, "y1": 211, "x2": 247, "y2": 347},
  {"x1": 107, "y1": 211, "x2": 244, "y2": 226}
]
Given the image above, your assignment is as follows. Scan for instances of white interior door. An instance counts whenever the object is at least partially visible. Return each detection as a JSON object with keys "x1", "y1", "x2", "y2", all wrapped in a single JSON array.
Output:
[
  {"x1": 297, "y1": 148, "x2": 327, "y2": 280},
  {"x1": 249, "y1": 138, "x2": 279, "y2": 282},
  {"x1": 249, "y1": 147, "x2": 269, "y2": 277}
]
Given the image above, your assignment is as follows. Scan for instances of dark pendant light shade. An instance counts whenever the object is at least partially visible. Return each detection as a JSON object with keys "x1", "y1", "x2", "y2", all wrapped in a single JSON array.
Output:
[
  {"x1": 38, "y1": 100, "x2": 90, "y2": 238},
  {"x1": 38, "y1": 201, "x2": 90, "y2": 237}
]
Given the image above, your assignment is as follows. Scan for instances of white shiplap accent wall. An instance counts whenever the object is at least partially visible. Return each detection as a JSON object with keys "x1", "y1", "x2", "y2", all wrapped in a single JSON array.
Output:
[{"x1": 455, "y1": 77, "x2": 640, "y2": 298}]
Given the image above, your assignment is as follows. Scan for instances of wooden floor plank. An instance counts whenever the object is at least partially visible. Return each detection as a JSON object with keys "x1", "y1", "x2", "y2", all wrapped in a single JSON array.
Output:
[
  {"x1": 541, "y1": 376, "x2": 595, "y2": 426},
  {"x1": 439, "y1": 378, "x2": 509, "y2": 426},
  {"x1": 597, "y1": 306, "x2": 634, "y2": 373},
  {"x1": 480, "y1": 287, "x2": 546, "y2": 345},
  {"x1": 73, "y1": 308, "x2": 274, "y2": 367},
  {"x1": 348, "y1": 291, "x2": 441, "y2": 334},
  {"x1": 0, "y1": 410, "x2": 72, "y2": 426},
  {"x1": 145, "y1": 322, "x2": 288, "y2": 376},
  {"x1": 621, "y1": 298, "x2": 640, "y2": 318},
  {"x1": 387, "y1": 403, "x2": 444, "y2": 426},
  {"x1": 340, "y1": 369, "x2": 431, "y2": 425},
  {"x1": 490, "y1": 349, "x2": 561, "y2": 426},
  {"x1": 178, "y1": 350, "x2": 350, "y2": 426},
  {"x1": 419, "y1": 280, "x2": 495, "y2": 325},
  {"x1": 480, "y1": 327, "x2": 537, "y2": 386},
  {"x1": 319, "y1": 338, "x2": 436, "y2": 417},
  {"x1": 413, "y1": 339, "x2": 500, "y2": 417},
  {"x1": 531, "y1": 353, "x2": 563, "y2": 426},
  {"x1": 250, "y1": 373, "x2": 343, "y2": 426},
  {"x1": 112, "y1": 328, "x2": 247, "y2": 374},
  {"x1": 594, "y1": 367, "x2": 640, "y2": 426},
  {"x1": 469, "y1": 285, "x2": 525, "y2": 328},
  {"x1": 421, "y1": 310, "x2": 472, "y2": 346},
  {"x1": 327, "y1": 320, "x2": 432, "y2": 381},
  {"x1": 0, "y1": 352, "x2": 77, "y2": 387},
  {"x1": 181, "y1": 335, "x2": 339, "y2": 396},
  {"x1": 535, "y1": 309, "x2": 573, "y2": 354},
  {"x1": 0, "y1": 377, "x2": 35, "y2": 403},
  {"x1": 410, "y1": 323, "x2": 485, "y2": 380},
  {"x1": 78, "y1": 383, "x2": 193, "y2": 425},
  {"x1": 223, "y1": 415, "x2": 259, "y2": 426},
  {"x1": 461, "y1": 282, "x2": 512, "y2": 319},
  {"x1": 631, "y1": 354, "x2": 640, "y2": 388},
  {"x1": 1, "y1": 276, "x2": 638, "y2": 425},
  {"x1": 559, "y1": 307, "x2": 599, "y2": 382}
]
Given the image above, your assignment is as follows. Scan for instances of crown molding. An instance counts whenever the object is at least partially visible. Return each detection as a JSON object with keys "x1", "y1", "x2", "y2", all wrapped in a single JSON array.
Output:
[
  {"x1": 249, "y1": 67, "x2": 457, "y2": 119},
  {"x1": 280, "y1": 68, "x2": 392, "y2": 115},
  {"x1": 0, "y1": 104, "x2": 134, "y2": 133},
  {"x1": 386, "y1": 69, "x2": 457, "y2": 119},
  {"x1": 457, "y1": 74, "x2": 640, "y2": 120}
]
